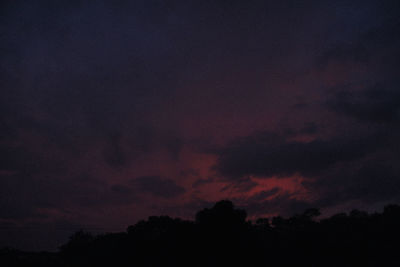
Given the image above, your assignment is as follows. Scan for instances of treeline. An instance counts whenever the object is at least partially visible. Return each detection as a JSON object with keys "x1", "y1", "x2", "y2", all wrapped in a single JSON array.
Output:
[{"x1": 2, "y1": 200, "x2": 400, "y2": 266}]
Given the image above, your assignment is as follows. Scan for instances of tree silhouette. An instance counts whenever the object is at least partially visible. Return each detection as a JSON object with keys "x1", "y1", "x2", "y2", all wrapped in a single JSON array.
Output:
[
  {"x1": 2, "y1": 200, "x2": 400, "y2": 266},
  {"x1": 195, "y1": 200, "x2": 247, "y2": 228}
]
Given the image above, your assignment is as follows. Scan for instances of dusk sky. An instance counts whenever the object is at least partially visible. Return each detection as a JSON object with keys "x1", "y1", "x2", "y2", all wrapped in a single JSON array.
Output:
[{"x1": 1, "y1": 0, "x2": 400, "y2": 251}]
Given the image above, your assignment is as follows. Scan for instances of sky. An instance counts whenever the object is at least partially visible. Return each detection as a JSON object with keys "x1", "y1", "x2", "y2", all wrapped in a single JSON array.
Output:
[{"x1": 1, "y1": 0, "x2": 400, "y2": 251}]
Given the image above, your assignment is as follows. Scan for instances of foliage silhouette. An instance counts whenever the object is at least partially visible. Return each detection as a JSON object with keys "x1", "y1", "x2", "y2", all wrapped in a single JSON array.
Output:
[{"x1": 2, "y1": 200, "x2": 400, "y2": 266}]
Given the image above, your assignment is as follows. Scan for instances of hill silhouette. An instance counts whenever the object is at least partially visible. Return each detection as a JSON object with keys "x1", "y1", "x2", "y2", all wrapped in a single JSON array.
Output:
[{"x1": 2, "y1": 200, "x2": 400, "y2": 266}]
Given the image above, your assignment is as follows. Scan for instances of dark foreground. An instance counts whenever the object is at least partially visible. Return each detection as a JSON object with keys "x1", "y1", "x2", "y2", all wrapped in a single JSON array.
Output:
[{"x1": 2, "y1": 200, "x2": 400, "y2": 266}]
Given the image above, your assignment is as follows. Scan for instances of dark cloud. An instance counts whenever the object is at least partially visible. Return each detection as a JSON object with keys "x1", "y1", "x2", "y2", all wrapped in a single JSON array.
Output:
[
  {"x1": 283, "y1": 122, "x2": 319, "y2": 137},
  {"x1": 103, "y1": 133, "x2": 128, "y2": 168},
  {"x1": 180, "y1": 168, "x2": 200, "y2": 178},
  {"x1": 214, "y1": 132, "x2": 378, "y2": 179},
  {"x1": 0, "y1": 171, "x2": 139, "y2": 220},
  {"x1": 327, "y1": 84, "x2": 400, "y2": 123},
  {"x1": 131, "y1": 176, "x2": 185, "y2": 199},
  {"x1": 319, "y1": 42, "x2": 370, "y2": 66},
  {"x1": 214, "y1": 99, "x2": 400, "y2": 210},
  {"x1": 304, "y1": 156, "x2": 400, "y2": 207},
  {"x1": 246, "y1": 187, "x2": 280, "y2": 202},
  {"x1": 220, "y1": 177, "x2": 258, "y2": 193},
  {"x1": 192, "y1": 177, "x2": 214, "y2": 188},
  {"x1": 317, "y1": 0, "x2": 400, "y2": 72}
]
